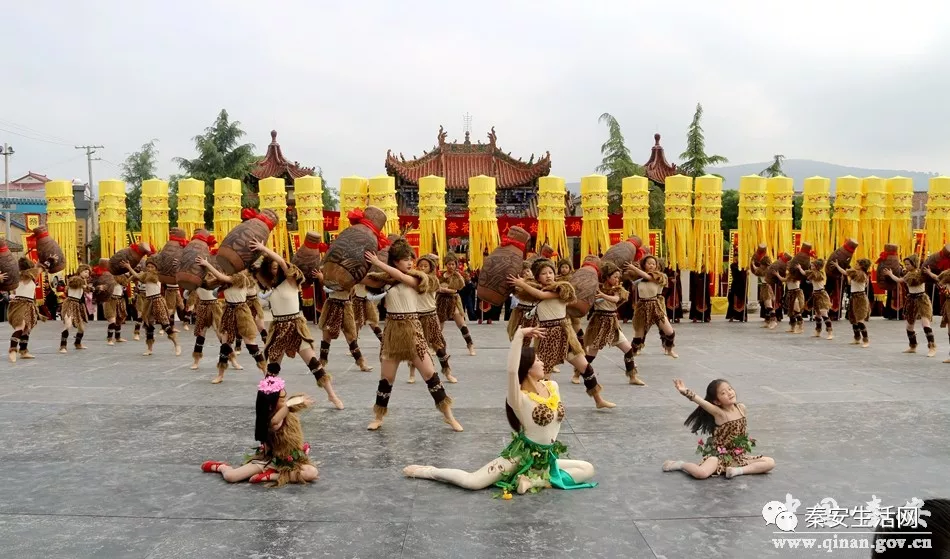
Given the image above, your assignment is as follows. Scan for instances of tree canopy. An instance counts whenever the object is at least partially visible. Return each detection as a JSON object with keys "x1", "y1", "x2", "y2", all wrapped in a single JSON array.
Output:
[
  {"x1": 678, "y1": 103, "x2": 728, "y2": 178},
  {"x1": 119, "y1": 139, "x2": 159, "y2": 231},
  {"x1": 760, "y1": 155, "x2": 786, "y2": 178}
]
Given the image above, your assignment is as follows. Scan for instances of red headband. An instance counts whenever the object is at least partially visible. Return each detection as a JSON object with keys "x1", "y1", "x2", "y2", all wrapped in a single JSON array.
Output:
[
  {"x1": 0, "y1": 243, "x2": 8, "y2": 254},
  {"x1": 500, "y1": 236, "x2": 526, "y2": 255},
  {"x1": 348, "y1": 209, "x2": 390, "y2": 249},
  {"x1": 241, "y1": 208, "x2": 258, "y2": 221},
  {"x1": 255, "y1": 212, "x2": 276, "y2": 231},
  {"x1": 169, "y1": 235, "x2": 188, "y2": 248},
  {"x1": 877, "y1": 249, "x2": 896, "y2": 264},
  {"x1": 193, "y1": 232, "x2": 217, "y2": 248},
  {"x1": 130, "y1": 243, "x2": 150, "y2": 257},
  {"x1": 582, "y1": 261, "x2": 600, "y2": 275},
  {"x1": 304, "y1": 237, "x2": 323, "y2": 250}
]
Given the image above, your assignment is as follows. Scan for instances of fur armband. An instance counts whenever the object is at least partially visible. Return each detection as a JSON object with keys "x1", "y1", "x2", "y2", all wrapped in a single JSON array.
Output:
[
  {"x1": 545, "y1": 281, "x2": 576, "y2": 303},
  {"x1": 406, "y1": 269, "x2": 431, "y2": 294}
]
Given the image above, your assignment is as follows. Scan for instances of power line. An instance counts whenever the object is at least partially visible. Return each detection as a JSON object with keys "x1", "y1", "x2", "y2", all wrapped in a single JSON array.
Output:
[
  {"x1": 0, "y1": 119, "x2": 74, "y2": 144},
  {"x1": 0, "y1": 126, "x2": 74, "y2": 147}
]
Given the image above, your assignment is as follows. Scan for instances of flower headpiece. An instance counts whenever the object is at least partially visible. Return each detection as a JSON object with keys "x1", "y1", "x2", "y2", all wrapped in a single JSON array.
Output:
[{"x1": 258, "y1": 376, "x2": 285, "y2": 395}]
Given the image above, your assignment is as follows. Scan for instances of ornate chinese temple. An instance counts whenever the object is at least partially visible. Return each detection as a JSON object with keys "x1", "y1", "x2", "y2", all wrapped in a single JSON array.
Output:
[
  {"x1": 246, "y1": 130, "x2": 316, "y2": 229},
  {"x1": 644, "y1": 133, "x2": 678, "y2": 189},
  {"x1": 385, "y1": 126, "x2": 552, "y2": 216}
]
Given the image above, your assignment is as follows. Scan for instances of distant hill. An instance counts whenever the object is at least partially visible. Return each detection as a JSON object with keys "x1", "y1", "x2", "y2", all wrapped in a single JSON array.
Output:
[{"x1": 711, "y1": 159, "x2": 940, "y2": 192}]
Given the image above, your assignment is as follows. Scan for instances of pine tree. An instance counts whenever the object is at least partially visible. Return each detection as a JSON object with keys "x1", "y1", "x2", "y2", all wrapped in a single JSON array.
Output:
[
  {"x1": 760, "y1": 154, "x2": 786, "y2": 178},
  {"x1": 678, "y1": 103, "x2": 728, "y2": 178}
]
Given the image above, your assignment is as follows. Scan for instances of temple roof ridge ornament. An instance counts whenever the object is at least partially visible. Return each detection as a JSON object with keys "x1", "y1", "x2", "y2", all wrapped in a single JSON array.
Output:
[
  {"x1": 644, "y1": 133, "x2": 677, "y2": 186},
  {"x1": 248, "y1": 129, "x2": 315, "y2": 183}
]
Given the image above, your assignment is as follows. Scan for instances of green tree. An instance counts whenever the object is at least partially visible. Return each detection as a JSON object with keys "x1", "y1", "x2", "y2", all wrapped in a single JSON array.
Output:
[
  {"x1": 720, "y1": 189, "x2": 740, "y2": 239},
  {"x1": 167, "y1": 174, "x2": 182, "y2": 227},
  {"x1": 596, "y1": 113, "x2": 646, "y2": 213},
  {"x1": 317, "y1": 167, "x2": 339, "y2": 210},
  {"x1": 173, "y1": 109, "x2": 257, "y2": 227},
  {"x1": 120, "y1": 139, "x2": 159, "y2": 231},
  {"x1": 678, "y1": 103, "x2": 728, "y2": 178},
  {"x1": 792, "y1": 194, "x2": 803, "y2": 229},
  {"x1": 649, "y1": 187, "x2": 665, "y2": 230},
  {"x1": 760, "y1": 154, "x2": 786, "y2": 178}
]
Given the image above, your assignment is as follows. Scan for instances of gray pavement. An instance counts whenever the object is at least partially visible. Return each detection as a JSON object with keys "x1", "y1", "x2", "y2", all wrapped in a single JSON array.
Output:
[{"x1": 1, "y1": 316, "x2": 948, "y2": 558}]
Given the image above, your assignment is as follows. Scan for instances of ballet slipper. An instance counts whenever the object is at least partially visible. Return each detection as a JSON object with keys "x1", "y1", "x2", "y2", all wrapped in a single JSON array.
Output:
[
  {"x1": 249, "y1": 468, "x2": 279, "y2": 483},
  {"x1": 201, "y1": 460, "x2": 228, "y2": 473}
]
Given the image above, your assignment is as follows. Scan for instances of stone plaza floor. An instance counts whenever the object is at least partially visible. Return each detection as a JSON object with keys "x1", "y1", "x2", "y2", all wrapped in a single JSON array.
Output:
[{"x1": 0, "y1": 316, "x2": 948, "y2": 558}]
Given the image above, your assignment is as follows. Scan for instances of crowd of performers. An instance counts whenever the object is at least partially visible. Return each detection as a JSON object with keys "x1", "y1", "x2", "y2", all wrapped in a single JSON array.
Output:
[{"x1": 7, "y1": 237, "x2": 950, "y2": 504}]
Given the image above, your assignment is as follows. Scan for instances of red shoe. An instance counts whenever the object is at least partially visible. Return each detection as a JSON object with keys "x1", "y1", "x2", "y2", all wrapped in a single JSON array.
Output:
[
  {"x1": 201, "y1": 460, "x2": 228, "y2": 473},
  {"x1": 249, "y1": 468, "x2": 278, "y2": 483}
]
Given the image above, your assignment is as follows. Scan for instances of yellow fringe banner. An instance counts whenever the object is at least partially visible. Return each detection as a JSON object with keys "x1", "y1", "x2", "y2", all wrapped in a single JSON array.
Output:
[
  {"x1": 44, "y1": 180, "x2": 78, "y2": 273},
  {"x1": 926, "y1": 176, "x2": 950, "y2": 254},
  {"x1": 213, "y1": 178, "x2": 242, "y2": 241},
  {"x1": 664, "y1": 174, "x2": 692, "y2": 270},
  {"x1": 801, "y1": 176, "x2": 832, "y2": 259},
  {"x1": 622, "y1": 175, "x2": 650, "y2": 240},
  {"x1": 580, "y1": 175, "x2": 610, "y2": 257},
  {"x1": 737, "y1": 175, "x2": 767, "y2": 269},
  {"x1": 537, "y1": 176, "x2": 570, "y2": 259},
  {"x1": 98, "y1": 179, "x2": 127, "y2": 257},
  {"x1": 418, "y1": 175, "x2": 447, "y2": 257},
  {"x1": 468, "y1": 175, "x2": 499, "y2": 270},
  {"x1": 766, "y1": 176, "x2": 793, "y2": 258},
  {"x1": 860, "y1": 176, "x2": 886, "y2": 262},
  {"x1": 368, "y1": 175, "x2": 400, "y2": 236},
  {"x1": 259, "y1": 177, "x2": 289, "y2": 259},
  {"x1": 833, "y1": 176, "x2": 863, "y2": 251},
  {"x1": 691, "y1": 175, "x2": 722, "y2": 294},
  {"x1": 885, "y1": 176, "x2": 913, "y2": 257},
  {"x1": 295, "y1": 176, "x2": 324, "y2": 238}
]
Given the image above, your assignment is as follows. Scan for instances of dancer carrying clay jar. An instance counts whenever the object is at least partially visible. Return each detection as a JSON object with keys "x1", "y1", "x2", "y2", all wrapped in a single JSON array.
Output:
[{"x1": 404, "y1": 327, "x2": 596, "y2": 497}]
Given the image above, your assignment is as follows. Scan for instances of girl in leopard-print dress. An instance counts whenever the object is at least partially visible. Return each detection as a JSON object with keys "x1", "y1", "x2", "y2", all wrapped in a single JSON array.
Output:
[
  {"x1": 124, "y1": 260, "x2": 181, "y2": 357},
  {"x1": 363, "y1": 238, "x2": 462, "y2": 432},
  {"x1": 59, "y1": 264, "x2": 92, "y2": 352},
  {"x1": 436, "y1": 253, "x2": 475, "y2": 355},
  {"x1": 626, "y1": 255, "x2": 678, "y2": 358},
  {"x1": 831, "y1": 259, "x2": 872, "y2": 347},
  {"x1": 884, "y1": 254, "x2": 937, "y2": 357},
  {"x1": 508, "y1": 258, "x2": 615, "y2": 410},
  {"x1": 188, "y1": 274, "x2": 222, "y2": 370},
  {"x1": 317, "y1": 286, "x2": 373, "y2": 372},
  {"x1": 506, "y1": 263, "x2": 538, "y2": 346},
  {"x1": 410, "y1": 255, "x2": 457, "y2": 383},
  {"x1": 663, "y1": 378, "x2": 774, "y2": 480},
  {"x1": 584, "y1": 261, "x2": 644, "y2": 386}
]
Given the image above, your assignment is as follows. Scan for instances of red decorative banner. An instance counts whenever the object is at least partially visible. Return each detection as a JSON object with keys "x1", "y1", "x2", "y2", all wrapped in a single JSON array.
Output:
[
  {"x1": 321, "y1": 211, "x2": 625, "y2": 238},
  {"x1": 914, "y1": 229, "x2": 926, "y2": 258},
  {"x1": 792, "y1": 231, "x2": 803, "y2": 254}
]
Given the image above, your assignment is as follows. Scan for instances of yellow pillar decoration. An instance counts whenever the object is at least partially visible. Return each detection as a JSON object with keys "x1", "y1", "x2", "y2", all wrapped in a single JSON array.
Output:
[
  {"x1": 926, "y1": 176, "x2": 950, "y2": 253},
  {"x1": 294, "y1": 175, "x2": 324, "y2": 237},
  {"x1": 766, "y1": 176, "x2": 794, "y2": 257},
  {"x1": 418, "y1": 175, "x2": 446, "y2": 257},
  {"x1": 368, "y1": 175, "x2": 400, "y2": 235},
  {"x1": 468, "y1": 175, "x2": 499, "y2": 270},
  {"x1": 44, "y1": 180, "x2": 78, "y2": 273},
  {"x1": 859, "y1": 176, "x2": 886, "y2": 262},
  {"x1": 98, "y1": 179, "x2": 127, "y2": 257},
  {"x1": 621, "y1": 176, "x2": 650, "y2": 240},
  {"x1": 691, "y1": 175, "x2": 722, "y2": 293},
  {"x1": 140, "y1": 179, "x2": 169, "y2": 248},
  {"x1": 885, "y1": 176, "x2": 914, "y2": 257},
  {"x1": 536, "y1": 176, "x2": 570, "y2": 259},
  {"x1": 737, "y1": 175, "x2": 767, "y2": 269},
  {"x1": 259, "y1": 177, "x2": 289, "y2": 258},
  {"x1": 177, "y1": 178, "x2": 206, "y2": 238},
  {"x1": 338, "y1": 176, "x2": 368, "y2": 232},
  {"x1": 213, "y1": 178, "x2": 242, "y2": 241},
  {"x1": 663, "y1": 174, "x2": 692, "y2": 270},
  {"x1": 832, "y1": 176, "x2": 863, "y2": 250},
  {"x1": 580, "y1": 175, "x2": 610, "y2": 257},
  {"x1": 801, "y1": 177, "x2": 832, "y2": 258}
]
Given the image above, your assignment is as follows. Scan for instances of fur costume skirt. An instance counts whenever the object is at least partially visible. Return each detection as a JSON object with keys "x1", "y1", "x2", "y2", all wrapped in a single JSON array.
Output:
[
  {"x1": 380, "y1": 312, "x2": 428, "y2": 364},
  {"x1": 318, "y1": 298, "x2": 356, "y2": 340},
  {"x1": 164, "y1": 288, "x2": 183, "y2": 313},
  {"x1": 507, "y1": 304, "x2": 538, "y2": 341},
  {"x1": 785, "y1": 288, "x2": 805, "y2": 314},
  {"x1": 584, "y1": 310, "x2": 627, "y2": 350},
  {"x1": 352, "y1": 296, "x2": 380, "y2": 329},
  {"x1": 246, "y1": 295, "x2": 263, "y2": 320},
  {"x1": 633, "y1": 297, "x2": 666, "y2": 335},
  {"x1": 436, "y1": 293, "x2": 464, "y2": 323},
  {"x1": 418, "y1": 310, "x2": 446, "y2": 351},
  {"x1": 846, "y1": 291, "x2": 871, "y2": 324},
  {"x1": 809, "y1": 289, "x2": 831, "y2": 312},
  {"x1": 535, "y1": 318, "x2": 585, "y2": 375},
  {"x1": 758, "y1": 283, "x2": 774, "y2": 304},
  {"x1": 904, "y1": 292, "x2": 933, "y2": 322},
  {"x1": 103, "y1": 295, "x2": 128, "y2": 324},
  {"x1": 265, "y1": 313, "x2": 314, "y2": 361},
  {"x1": 194, "y1": 299, "x2": 219, "y2": 332},
  {"x1": 142, "y1": 295, "x2": 171, "y2": 327},
  {"x1": 219, "y1": 302, "x2": 257, "y2": 343},
  {"x1": 135, "y1": 293, "x2": 147, "y2": 319},
  {"x1": 941, "y1": 297, "x2": 950, "y2": 329},
  {"x1": 8, "y1": 298, "x2": 38, "y2": 331},
  {"x1": 61, "y1": 297, "x2": 87, "y2": 326}
]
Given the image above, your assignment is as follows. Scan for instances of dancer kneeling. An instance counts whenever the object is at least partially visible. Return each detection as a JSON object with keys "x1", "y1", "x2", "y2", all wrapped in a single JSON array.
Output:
[
  {"x1": 404, "y1": 327, "x2": 596, "y2": 495},
  {"x1": 663, "y1": 378, "x2": 775, "y2": 479},
  {"x1": 202, "y1": 376, "x2": 319, "y2": 485}
]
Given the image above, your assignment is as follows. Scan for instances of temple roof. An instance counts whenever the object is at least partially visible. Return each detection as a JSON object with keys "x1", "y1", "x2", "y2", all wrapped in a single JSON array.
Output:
[
  {"x1": 248, "y1": 130, "x2": 315, "y2": 183},
  {"x1": 385, "y1": 126, "x2": 552, "y2": 190},
  {"x1": 644, "y1": 133, "x2": 677, "y2": 185}
]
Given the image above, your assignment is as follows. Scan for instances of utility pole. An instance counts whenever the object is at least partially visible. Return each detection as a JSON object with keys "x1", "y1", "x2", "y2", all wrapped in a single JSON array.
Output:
[
  {"x1": 75, "y1": 145, "x2": 103, "y2": 248},
  {"x1": 2, "y1": 143, "x2": 14, "y2": 242}
]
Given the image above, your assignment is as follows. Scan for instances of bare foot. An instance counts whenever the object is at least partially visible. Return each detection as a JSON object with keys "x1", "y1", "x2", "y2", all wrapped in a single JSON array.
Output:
[
  {"x1": 358, "y1": 360, "x2": 374, "y2": 372},
  {"x1": 175, "y1": 344, "x2": 182, "y2": 356},
  {"x1": 8, "y1": 350, "x2": 16, "y2": 363},
  {"x1": 211, "y1": 373, "x2": 224, "y2": 384},
  {"x1": 826, "y1": 332, "x2": 834, "y2": 340},
  {"x1": 117, "y1": 338, "x2": 127, "y2": 343},
  {"x1": 628, "y1": 375, "x2": 646, "y2": 386},
  {"x1": 59, "y1": 348, "x2": 67, "y2": 354},
  {"x1": 329, "y1": 395, "x2": 344, "y2": 410},
  {"x1": 516, "y1": 475, "x2": 534, "y2": 495},
  {"x1": 812, "y1": 330, "x2": 821, "y2": 337},
  {"x1": 468, "y1": 345, "x2": 476, "y2": 356},
  {"x1": 444, "y1": 373, "x2": 458, "y2": 384},
  {"x1": 595, "y1": 396, "x2": 616, "y2": 409},
  {"x1": 443, "y1": 416, "x2": 464, "y2": 432},
  {"x1": 230, "y1": 360, "x2": 244, "y2": 370},
  {"x1": 142, "y1": 350, "x2": 153, "y2": 356},
  {"x1": 861, "y1": 340, "x2": 870, "y2": 348},
  {"x1": 132, "y1": 334, "x2": 139, "y2": 341},
  {"x1": 552, "y1": 366, "x2": 561, "y2": 374},
  {"x1": 904, "y1": 347, "x2": 917, "y2": 353},
  {"x1": 367, "y1": 418, "x2": 384, "y2": 430},
  {"x1": 75, "y1": 344, "x2": 87, "y2": 350},
  {"x1": 20, "y1": 352, "x2": 34, "y2": 359},
  {"x1": 190, "y1": 361, "x2": 200, "y2": 370},
  {"x1": 571, "y1": 374, "x2": 581, "y2": 385},
  {"x1": 667, "y1": 349, "x2": 679, "y2": 359},
  {"x1": 662, "y1": 460, "x2": 683, "y2": 472},
  {"x1": 107, "y1": 340, "x2": 115, "y2": 346},
  {"x1": 943, "y1": 358, "x2": 950, "y2": 363},
  {"x1": 403, "y1": 465, "x2": 433, "y2": 478},
  {"x1": 928, "y1": 347, "x2": 937, "y2": 358}
]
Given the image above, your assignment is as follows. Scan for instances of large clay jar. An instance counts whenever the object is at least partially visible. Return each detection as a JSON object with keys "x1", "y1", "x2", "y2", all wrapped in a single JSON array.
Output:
[
  {"x1": 0, "y1": 240, "x2": 18, "y2": 291},
  {"x1": 476, "y1": 226, "x2": 530, "y2": 306},
  {"x1": 176, "y1": 230, "x2": 216, "y2": 291},
  {"x1": 876, "y1": 244, "x2": 902, "y2": 289},
  {"x1": 291, "y1": 232, "x2": 325, "y2": 282},
  {"x1": 526, "y1": 244, "x2": 555, "y2": 268},
  {"x1": 568, "y1": 255, "x2": 602, "y2": 318},
  {"x1": 151, "y1": 227, "x2": 188, "y2": 284},
  {"x1": 923, "y1": 244, "x2": 950, "y2": 272},
  {"x1": 789, "y1": 242, "x2": 813, "y2": 281},
  {"x1": 825, "y1": 239, "x2": 858, "y2": 280},
  {"x1": 323, "y1": 206, "x2": 389, "y2": 292},
  {"x1": 752, "y1": 244, "x2": 770, "y2": 267},
  {"x1": 602, "y1": 236, "x2": 645, "y2": 270},
  {"x1": 93, "y1": 258, "x2": 116, "y2": 303},
  {"x1": 31, "y1": 226, "x2": 66, "y2": 273},
  {"x1": 216, "y1": 209, "x2": 278, "y2": 275},
  {"x1": 767, "y1": 252, "x2": 790, "y2": 280},
  {"x1": 109, "y1": 242, "x2": 153, "y2": 275}
]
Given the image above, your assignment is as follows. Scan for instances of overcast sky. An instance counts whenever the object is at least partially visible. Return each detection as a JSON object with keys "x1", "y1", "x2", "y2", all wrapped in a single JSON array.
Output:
[{"x1": 4, "y1": 0, "x2": 949, "y2": 191}]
